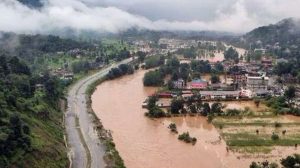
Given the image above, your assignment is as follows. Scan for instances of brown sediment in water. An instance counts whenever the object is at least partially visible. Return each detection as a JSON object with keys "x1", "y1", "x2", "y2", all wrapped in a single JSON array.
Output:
[{"x1": 91, "y1": 70, "x2": 299, "y2": 168}]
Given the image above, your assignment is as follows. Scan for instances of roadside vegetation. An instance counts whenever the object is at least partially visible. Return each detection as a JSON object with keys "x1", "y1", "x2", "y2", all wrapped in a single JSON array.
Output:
[
  {"x1": 0, "y1": 55, "x2": 68, "y2": 167},
  {"x1": 0, "y1": 33, "x2": 133, "y2": 167}
]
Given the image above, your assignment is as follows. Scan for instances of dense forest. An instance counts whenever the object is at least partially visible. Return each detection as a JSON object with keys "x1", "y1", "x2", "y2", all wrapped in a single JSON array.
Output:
[
  {"x1": 0, "y1": 54, "x2": 67, "y2": 167},
  {"x1": 0, "y1": 33, "x2": 95, "y2": 62}
]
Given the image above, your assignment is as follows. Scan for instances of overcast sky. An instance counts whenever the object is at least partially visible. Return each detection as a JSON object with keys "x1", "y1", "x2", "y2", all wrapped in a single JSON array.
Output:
[{"x1": 1, "y1": 0, "x2": 300, "y2": 34}]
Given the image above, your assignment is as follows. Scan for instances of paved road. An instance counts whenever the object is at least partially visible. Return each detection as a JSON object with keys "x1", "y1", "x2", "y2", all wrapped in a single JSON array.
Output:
[{"x1": 65, "y1": 58, "x2": 132, "y2": 168}]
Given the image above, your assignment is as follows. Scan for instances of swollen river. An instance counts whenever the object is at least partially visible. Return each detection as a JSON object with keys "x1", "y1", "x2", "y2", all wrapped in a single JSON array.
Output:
[{"x1": 91, "y1": 70, "x2": 271, "y2": 168}]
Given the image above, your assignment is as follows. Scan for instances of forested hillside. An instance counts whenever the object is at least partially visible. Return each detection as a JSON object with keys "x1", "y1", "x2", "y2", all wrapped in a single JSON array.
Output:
[
  {"x1": 0, "y1": 54, "x2": 68, "y2": 167},
  {"x1": 244, "y1": 18, "x2": 300, "y2": 46}
]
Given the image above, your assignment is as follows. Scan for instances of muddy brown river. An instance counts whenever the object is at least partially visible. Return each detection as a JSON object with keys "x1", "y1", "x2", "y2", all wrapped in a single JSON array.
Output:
[{"x1": 92, "y1": 70, "x2": 298, "y2": 168}]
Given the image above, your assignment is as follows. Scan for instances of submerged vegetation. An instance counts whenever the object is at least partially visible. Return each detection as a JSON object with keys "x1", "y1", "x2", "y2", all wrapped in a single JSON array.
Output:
[
  {"x1": 168, "y1": 123, "x2": 178, "y2": 133},
  {"x1": 178, "y1": 132, "x2": 197, "y2": 145},
  {"x1": 145, "y1": 96, "x2": 166, "y2": 118}
]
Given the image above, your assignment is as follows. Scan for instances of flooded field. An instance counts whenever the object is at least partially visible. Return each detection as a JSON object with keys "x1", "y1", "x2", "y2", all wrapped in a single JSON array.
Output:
[{"x1": 92, "y1": 70, "x2": 300, "y2": 168}]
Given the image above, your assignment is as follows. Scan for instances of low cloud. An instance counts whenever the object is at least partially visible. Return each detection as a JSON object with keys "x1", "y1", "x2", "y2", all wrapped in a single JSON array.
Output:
[{"x1": 1, "y1": 0, "x2": 300, "y2": 35}]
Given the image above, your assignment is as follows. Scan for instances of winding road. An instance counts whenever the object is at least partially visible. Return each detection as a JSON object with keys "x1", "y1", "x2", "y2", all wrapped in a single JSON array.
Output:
[{"x1": 65, "y1": 58, "x2": 132, "y2": 168}]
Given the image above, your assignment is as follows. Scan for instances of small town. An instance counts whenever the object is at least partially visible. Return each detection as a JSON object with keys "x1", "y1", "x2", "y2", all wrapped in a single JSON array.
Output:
[{"x1": 134, "y1": 38, "x2": 296, "y2": 110}]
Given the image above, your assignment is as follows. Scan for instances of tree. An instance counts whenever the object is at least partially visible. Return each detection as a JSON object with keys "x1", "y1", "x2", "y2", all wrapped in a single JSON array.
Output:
[
  {"x1": 170, "y1": 98, "x2": 184, "y2": 114},
  {"x1": 274, "y1": 62, "x2": 293, "y2": 76},
  {"x1": 144, "y1": 55, "x2": 165, "y2": 69},
  {"x1": 137, "y1": 51, "x2": 146, "y2": 62},
  {"x1": 284, "y1": 86, "x2": 296, "y2": 106},
  {"x1": 211, "y1": 74, "x2": 220, "y2": 84},
  {"x1": 254, "y1": 99, "x2": 260, "y2": 108},
  {"x1": 214, "y1": 62, "x2": 224, "y2": 72},
  {"x1": 168, "y1": 123, "x2": 178, "y2": 133},
  {"x1": 171, "y1": 72, "x2": 179, "y2": 81},
  {"x1": 147, "y1": 106, "x2": 165, "y2": 118},
  {"x1": 167, "y1": 80, "x2": 174, "y2": 90},
  {"x1": 189, "y1": 104, "x2": 197, "y2": 113},
  {"x1": 190, "y1": 60, "x2": 211, "y2": 73},
  {"x1": 250, "y1": 161, "x2": 278, "y2": 168},
  {"x1": 118, "y1": 64, "x2": 129, "y2": 74},
  {"x1": 166, "y1": 57, "x2": 180, "y2": 68},
  {"x1": 211, "y1": 102, "x2": 223, "y2": 115},
  {"x1": 147, "y1": 96, "x2": 158, "y2": 110},
  {"x1": 224, "y1": 47, "x2": 239, "y2": 61},
  {"x1": 143, "y1": 70, "x2": 163, "y2": 86},
  {"x1": 179, "y1": 63, "x2": 190, "y2": 82},
  {"x1": 8, "y1": 56, "x2": 31, "y2": 75},
  {"x1": 202, "y1": 103, "x2": 210, "y2": 116},
  {"x1": 281, "y1": 154, "x2": 300, "y2": 168},
  {"x1": 145, "y1": 96, "x2": 165, "y2": 118}
]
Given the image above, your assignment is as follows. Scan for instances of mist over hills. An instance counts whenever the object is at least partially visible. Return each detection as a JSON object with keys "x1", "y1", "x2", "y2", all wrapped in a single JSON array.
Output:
[
  {"x1": 241, "y1": 18, "x2": 300, "y2": 48},
  {"x1": 4, "y1": 0, "x2": 300, "y2": 36}
]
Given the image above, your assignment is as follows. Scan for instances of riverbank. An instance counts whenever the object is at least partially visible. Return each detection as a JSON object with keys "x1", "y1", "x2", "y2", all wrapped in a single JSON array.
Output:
[{"x1": 86, "y1": 77, "x2": 125, "y2": 168}]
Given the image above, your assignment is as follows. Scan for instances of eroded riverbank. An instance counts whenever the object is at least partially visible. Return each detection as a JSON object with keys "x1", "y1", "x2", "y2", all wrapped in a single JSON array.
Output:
[{"x1": 92, "y1": 70, "x2": 299, "y2": 168}]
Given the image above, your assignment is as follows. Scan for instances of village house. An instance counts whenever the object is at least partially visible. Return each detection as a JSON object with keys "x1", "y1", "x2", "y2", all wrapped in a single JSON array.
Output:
[{"x1": 261, "y1": 57, "x2": 273, "y2": 68}]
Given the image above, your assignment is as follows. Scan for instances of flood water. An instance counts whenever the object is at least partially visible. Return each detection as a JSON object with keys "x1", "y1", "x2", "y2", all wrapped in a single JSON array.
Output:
[{"x1": 91, "y1": 70, "x2": 297, "y2": 168}]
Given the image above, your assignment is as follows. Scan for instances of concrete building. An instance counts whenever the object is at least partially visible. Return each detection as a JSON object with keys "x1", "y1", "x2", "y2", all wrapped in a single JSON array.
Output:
[
  {"x1": 188, "y1": 79, "x2": 208, "y2": 89},
  {"x1": 246, "y1": 74, "x2": 269, "y2": 92}
]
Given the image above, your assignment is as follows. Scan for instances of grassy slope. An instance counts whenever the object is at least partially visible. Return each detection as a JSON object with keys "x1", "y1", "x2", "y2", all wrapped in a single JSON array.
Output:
[{"x1": 11, "y1": 106, "x2": 68, "y2": 168}]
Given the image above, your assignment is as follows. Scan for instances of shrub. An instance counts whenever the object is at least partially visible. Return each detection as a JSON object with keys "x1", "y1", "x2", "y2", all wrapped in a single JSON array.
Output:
[
  {"x1": 281, "y1": 154, "x2": 300, "y2": 168},
  {"x1": 271, "y1": 134, "x2": 279, "y2": 141},
  {"x1": 168, "y1": 123, "x2": 178, "y2": 133},
  {"x1": 274, "y1": 122, "x2": 282, "y2": 128},
  {"x1": 178, "y1": 132, "x2": 197, "y2": 144},
  {"x1": 225, "y1": 109, "x2": 241, "y2": 116},
  {"x1": 207, "y1": 115, "x2": 214, "y2": 123},
  {"x1": 146, "y1": 106, "x2": 166, "y2": 118},
  {"x1": 170, "y1": 98, "x2": 184, "y2": 114}
]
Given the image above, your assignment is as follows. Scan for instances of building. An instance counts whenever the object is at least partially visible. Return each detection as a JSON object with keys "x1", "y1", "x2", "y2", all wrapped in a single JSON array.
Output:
[
  {"x1": 199, "y1": 90, "x2": 241, "y2": 100},
  {"x1": 188, "y1": 79, "x2": 208, "y2": 89},
  {"x1": 261, "y1": 57, "x2": 273, "y2": 68},
  {"x1": 254, "y1": 48, "x2": 266, "y2": 54},
  {"x1": 173, "y1": 78, "x2": 185, "y2": 89},
  {"x1": 246, "y1": 74, "x2": 269, "y2": 92},
  {"x1": 241, "y1": 89, "x2": 253, "y2": 98}
]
